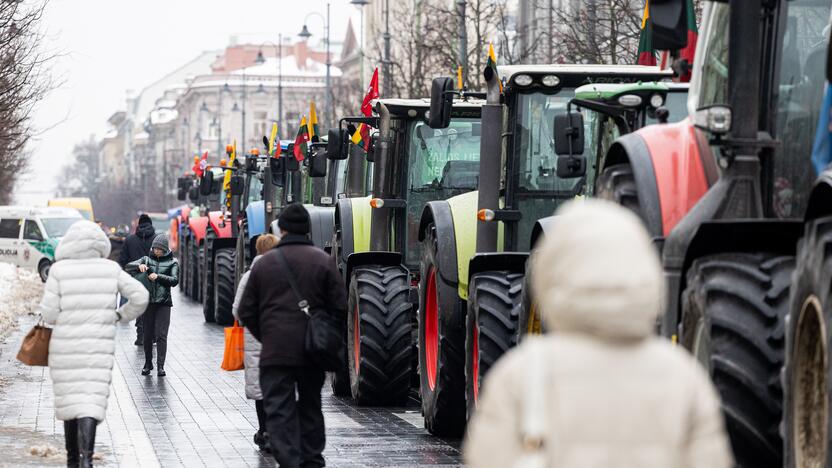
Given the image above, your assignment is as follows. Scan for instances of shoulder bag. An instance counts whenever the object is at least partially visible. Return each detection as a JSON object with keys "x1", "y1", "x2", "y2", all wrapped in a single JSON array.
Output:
[{"x1": 276, "y1": 250, "x2": 345, "y2": 371}]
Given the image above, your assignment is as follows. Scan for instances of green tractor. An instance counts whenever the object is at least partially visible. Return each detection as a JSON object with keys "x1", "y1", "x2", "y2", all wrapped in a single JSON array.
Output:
[
  {"x1": 418, "y1": 65, "x2": 676, "y2": 436},
  {"x1": 328, "y1": 98, "x2": 484, "y2": 405}
]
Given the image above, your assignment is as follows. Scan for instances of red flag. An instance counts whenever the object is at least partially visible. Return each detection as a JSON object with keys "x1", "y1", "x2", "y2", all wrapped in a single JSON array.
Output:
[
  {"x1": 361, "y1": 68, "x2": 379, "y2": 117},
  {"x1": 677, "y1": 0, "x2": 698, "y2": 82},
  {"x1": 192, "y1": 151, "x2": 208, "y2": 177}
]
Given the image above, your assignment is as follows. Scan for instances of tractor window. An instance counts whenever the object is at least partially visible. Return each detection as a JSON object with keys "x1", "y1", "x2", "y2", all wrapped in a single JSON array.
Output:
[
  {"x1": 696, "y1": 3, "x2": 730, "y2": 111},
  {"x1": 771, "y1": 0, "x2": 832, "y2": 218},
  {"x1": 404, "y1": 118, "x2": 482, "y2": 266},
  {"x1": 247, "y1": 176, "x2": 264, "y2": 206}
]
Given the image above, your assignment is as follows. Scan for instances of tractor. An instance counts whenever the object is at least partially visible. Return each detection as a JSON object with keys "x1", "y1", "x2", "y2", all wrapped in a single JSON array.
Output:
[
  {"x1": 325, "y1": 98, "x2": 484, "y2": 405},
  {"x1": 595, "y1": 0, "x2": 832, "y2": 466},
  {"x1": 419, "y1": 65, "x2": 674, "y2": 436}
]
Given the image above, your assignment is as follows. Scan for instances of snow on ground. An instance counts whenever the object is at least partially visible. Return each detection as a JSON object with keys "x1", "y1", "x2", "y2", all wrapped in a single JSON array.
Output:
[{"x1": 0, "y1": 263, "x2": 43, "y2": 339}]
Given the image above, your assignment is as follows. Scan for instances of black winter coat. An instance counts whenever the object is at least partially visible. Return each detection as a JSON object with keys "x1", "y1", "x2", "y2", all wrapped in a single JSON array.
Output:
[
  {"x1": 238, "y1": 234, "x2": 347, "y2": 367},
  {"x1": 126, "y1": 252, "x2": 179, "y2": 306},
  {"x1": 118, "y1": 223, "x2": 155, "y2": 267}
]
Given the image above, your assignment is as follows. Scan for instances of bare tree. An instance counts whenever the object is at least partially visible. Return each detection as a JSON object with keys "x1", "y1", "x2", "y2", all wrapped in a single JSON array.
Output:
[
  {"x1": 0, "y1": 1, "x2": 52, "y2": 204},
  {"x1": 56, "y1": 136, "x2": 100, "y2": 198},
  {"x1": 548, "y1": 0, "x2": 643, "y2": 64}
]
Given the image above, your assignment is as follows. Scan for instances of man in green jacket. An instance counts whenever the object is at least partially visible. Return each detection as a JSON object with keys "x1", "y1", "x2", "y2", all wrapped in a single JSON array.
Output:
[{"x1": 127, "y1": 234, "x2": 178, "y2": 377}]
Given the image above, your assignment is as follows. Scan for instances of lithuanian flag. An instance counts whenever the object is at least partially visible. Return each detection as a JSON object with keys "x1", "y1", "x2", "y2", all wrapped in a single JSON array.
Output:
[
  {"x1": 637, "y1": 0, "x2": 657, "y2": 66},
  {"x1": 485, "y1": 43, "x2": 502, "y2": 92},
  {"x1": 351, "y1": 123, "x2": 367, "y2": 149},
  {"x1": 677, "y1": 0, "x2": 698, "y2": 81},
  {"x1": 293, "y1": 116, "x2": 309, "y2": 161},
  {"x1": 308, "y1": 101, "x2": 320, "y2": 142}
]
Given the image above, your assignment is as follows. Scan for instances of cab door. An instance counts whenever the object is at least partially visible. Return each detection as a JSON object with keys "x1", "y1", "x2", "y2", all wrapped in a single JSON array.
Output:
[
  {"x1": 0, "y1": 217, "x2": 23, "y2": 267},
  {"x1": 21, "y1": 219, "x2": 47, "y2": 270}
]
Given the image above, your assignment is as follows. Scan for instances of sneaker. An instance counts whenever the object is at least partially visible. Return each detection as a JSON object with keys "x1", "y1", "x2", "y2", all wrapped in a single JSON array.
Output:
[
  {"x1": 141, "y1": 363, "x2": 153, "y2": 376},
  {"x1": 157, "y1": 368, "x2": 166, "y2": 377}
]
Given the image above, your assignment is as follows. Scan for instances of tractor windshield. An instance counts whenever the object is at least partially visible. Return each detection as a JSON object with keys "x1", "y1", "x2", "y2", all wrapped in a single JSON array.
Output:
[
  {"x1": 512, "y1": 89, "x2": 594, "y2": 252},
  {"x1": 247, "y1": 175, "x2": 263, "y2": 206},
  {"x1": 771, "y1": 0, "x2": 831, "y2": 218},
  {"x1": 405, "y1": 118, "x2": 482, "y2": 265}
]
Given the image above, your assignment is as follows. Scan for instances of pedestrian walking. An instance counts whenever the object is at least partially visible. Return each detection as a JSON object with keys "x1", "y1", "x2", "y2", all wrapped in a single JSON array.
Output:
[
  {"x1": 464, "y1": 200, "x2": 733, "y2": 468},
  {"x1": 37, "y1": 220, "x2": 149, "y2": 467},
  {"x1": 118, "y1": 213, "x2": 156, "y2": 345},
  {"x1": 126, "y1": 233, "x2": 178, "y2": 377},
  {"x1": 239, "y1": 203, "x2": 347, "y2": 468},
  {"x1": 232, "y1": 233, "x2": 281, "y2": 452}
]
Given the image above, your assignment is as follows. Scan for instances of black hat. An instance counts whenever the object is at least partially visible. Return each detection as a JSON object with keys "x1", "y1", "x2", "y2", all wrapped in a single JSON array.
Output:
[
  {"x1": 277, "y1": 203, "x2": 310, "y2": 235},
  {"x1": 138, "y1": 214, "x2": 152, "y2": 226}
]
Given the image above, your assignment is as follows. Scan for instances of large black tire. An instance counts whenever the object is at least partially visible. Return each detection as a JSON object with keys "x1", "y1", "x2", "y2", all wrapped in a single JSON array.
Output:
[
  {"x1": 347, "y1": 266, "x2": 412, "y2": 405},
  {"x1": 202, "y1": 233, "x2": 217, "y2": 322},
  {"x1": 179, "y1": 234, "x2": 189, "y2": 297},
  {"x1": 783, "y1": 216, "x2": 832, "y2": 468},
  {"x1": 596, "y1": 163, "x2": 645, "y2": 223},
  {"x1": 680, "y1": 253, "x2": 793, "y2": 468},
  {"x1": 213, "y1": 247, "x2": 236, "y2": 326},
  {"x1": 465, "y1": 271, "x2": 522, "y2": 419},
  {"x1": 234, "y1": 220, "x2": 249, "y2": 289},
  {"x1": 418, "y1": 224, "x2": 466, "y2": 437},
  {"x1": 190, "y1": 238, "x2": 202, "y2": 301}
]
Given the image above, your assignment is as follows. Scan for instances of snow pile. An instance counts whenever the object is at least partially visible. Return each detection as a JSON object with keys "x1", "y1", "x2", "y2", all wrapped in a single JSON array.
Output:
[
  {"x1": 28, "y1": 445, "x2": 59, "y2": 458},
  {"x1": 0, "y1": 263, "x2": 44, "y2": 338}
]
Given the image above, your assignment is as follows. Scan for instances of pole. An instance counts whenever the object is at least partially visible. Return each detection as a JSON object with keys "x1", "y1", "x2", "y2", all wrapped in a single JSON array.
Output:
[
  {"x1": 278, "y1": 34, "x2": 283, "y2": 138},
  {"x1": 242, "y1": 68, "x2": 247, "y2": 151},
  {"x1": 325, "y1": 2, "x2": 332, "y2": 130},
  {"x1": 217, "y1": 88, "x2": 223, "y2": 159},
  {"x1": 359, "y1": 5, "x2": 365, "y2": 90},
  {"x1": 457, "y1": 0, "x2": 467, "y2": 87},
  {"x1": 548, "y1": 0, "x2": 553, "y2": 63},
  {"x1": 382, "y1": 0, "x2": 391, "y2": 96}
]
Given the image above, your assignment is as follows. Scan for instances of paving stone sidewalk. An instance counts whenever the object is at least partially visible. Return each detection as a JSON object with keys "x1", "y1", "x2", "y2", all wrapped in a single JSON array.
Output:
[{"x1": 0, "y1": 288, "x2": 463, "y2": 467}]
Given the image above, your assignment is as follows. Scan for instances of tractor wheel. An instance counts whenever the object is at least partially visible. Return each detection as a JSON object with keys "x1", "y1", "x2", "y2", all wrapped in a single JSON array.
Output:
[
  {"x1": 202, "y1": 234, "x2": 217, "y2": 322},
  {"x1": 181, "y1": 235, "x2": 190, "y2": 297},
  {"x1": 213, "y1": 247, "x2": 236, "y2": 326},
  {"x1": 680, "y1": 253, "x2": 793, "y2": 468},
  {"x1": 465, "y1": 271, "x2": 522, "y2": 419},
  {"x1": 783, "y1": 216, "x2": 832, "y2": 468},
  {"x1": 347, "y1": 266, "x2": 412, "y2": 405},
  {"x1": 190, "y1": 239, "x2": 201, "y2": 301},
  {"x1": 38, "y1": 259, "x2": 51, "y2": 282},
  {"x1": 234, "y1": 221, "x2": 249, "y2": 289},
  {"x1": 418, "y1": 224, "x2": 466, "y2": 437},
  {"x1": 596, "y1": 163, "x2": 645, "y2": 223},
  {"x1": 518, "y1": 268, "x2": 542, "y2": 340}
]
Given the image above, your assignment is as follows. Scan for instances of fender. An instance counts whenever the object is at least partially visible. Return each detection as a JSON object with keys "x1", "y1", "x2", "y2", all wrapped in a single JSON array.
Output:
[
  {"x1": 468, "y1": 252, "x2": 529, "y2": 284},
  {"x1": 188, "y1": 216, "x2": 209, "y2": 244},
  {"x1": 805, "y1": 168, "x2": 832, "y2": 221},
  {"x1": 419, "y1": 200, "x2": 459, "y2": 287},
  {"x1": 208, "y1": 211, "x2": 233, "y2": 239},
  {"x1": 335, "y1": 198, "x2": 354, "y2": 270},
  {"x1": 529, "y1": 216, "x2": 557, "y2": 250},
  {"x1": 305, "y1": 204, "x2": 335, "y2": 252},
  {"x1": 246, "y1": 201, "x2": 266, "y2": 238},
  {"x1": 605, "y1": 119, "x2": 715, "y2": 238},
  {"x1": 345, "y1": 251, "x2": 405, "y2": 290},
  {"x1": 180, "y1": 206, "x2": 191, "y2": 224},
  {"x1": 169, "y1": 218, "x2": 180, "y2": 252}
]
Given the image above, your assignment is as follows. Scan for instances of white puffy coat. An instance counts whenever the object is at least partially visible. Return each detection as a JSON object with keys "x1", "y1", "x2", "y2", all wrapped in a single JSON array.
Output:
[
  {"x1": 232, "y1": 255, "x2": 263, "y2": 400},
  {"x1": 464, "y1": 200, "x2": 733, "y2": 468},
  {"x1": 38, "y1": 221, "x2": 149, "y2": 422}
]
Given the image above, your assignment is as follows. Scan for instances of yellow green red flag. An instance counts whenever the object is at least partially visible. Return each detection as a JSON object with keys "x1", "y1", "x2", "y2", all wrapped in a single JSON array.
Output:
[{"x1": 486, "y1": 43, "x2": 502, "y2": 92}]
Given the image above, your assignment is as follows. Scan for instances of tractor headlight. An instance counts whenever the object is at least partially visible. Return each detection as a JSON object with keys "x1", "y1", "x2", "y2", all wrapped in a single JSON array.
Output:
[
  {"x1": 693, "y1": 105, "x2": 732, "y2": 134},
  {"x1": 514, "y1": 74, "x2": 533, "y2": 87},
  {"x1": 541, "y1": 75, "x2": 560, "y2": 87},
  {"x1": 649, "y1": 93, "x2": 664, "y2": 108},
  {"x1": 617, "y1": 94, "x2": 642, "y2": 107}
]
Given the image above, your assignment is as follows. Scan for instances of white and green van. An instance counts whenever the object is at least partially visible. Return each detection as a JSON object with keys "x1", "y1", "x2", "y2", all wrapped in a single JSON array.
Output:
[{"x1": 0, "y1": 206, "x2": 84, "y2": 281}]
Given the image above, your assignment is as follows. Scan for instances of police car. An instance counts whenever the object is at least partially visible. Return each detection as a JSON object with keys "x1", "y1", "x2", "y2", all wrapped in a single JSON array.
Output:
[{"x1": 0, "y1": 206, "x2": 84, "y2": 281}]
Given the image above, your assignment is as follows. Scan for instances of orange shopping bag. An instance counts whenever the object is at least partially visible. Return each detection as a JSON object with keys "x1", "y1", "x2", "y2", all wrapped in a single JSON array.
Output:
[{"x1": 221, "y1": 320, "x2": 245, "y2": 371}]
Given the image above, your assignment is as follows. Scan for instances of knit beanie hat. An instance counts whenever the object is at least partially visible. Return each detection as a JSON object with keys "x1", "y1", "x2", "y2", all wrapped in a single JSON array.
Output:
[
  {"x1": 151, "y1": 233, "x2": 170, "y2": 254},
  {"x1": 277, "y1": 203, "x2": 310, "y2": 235},
  {"x1": 138, "y1": 214, "x2": 152, "y2": 226}
]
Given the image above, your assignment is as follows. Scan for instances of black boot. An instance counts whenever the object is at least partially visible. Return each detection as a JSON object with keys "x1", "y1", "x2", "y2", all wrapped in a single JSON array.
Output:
[
  {"x1": 64, "y1": 420, "x2": 79, "y2": 467},
  {"x1": 77, "y1": 417, "x2": 97, "y2": 468},
  {"x1": 141, "y1": 362, "x2": 153, "y2": 376}
]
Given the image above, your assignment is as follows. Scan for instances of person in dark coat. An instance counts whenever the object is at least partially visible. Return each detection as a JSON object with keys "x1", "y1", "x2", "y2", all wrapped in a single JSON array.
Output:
[
  {"x1": 126, "y1": 234, "x2": 178, "y2": 377},
  {"x1": 119, "y1": 214, "x2": 156, "y2": 345},
  {"x1": 239, "y1": 203, "x2": 347, "y2": 468}
]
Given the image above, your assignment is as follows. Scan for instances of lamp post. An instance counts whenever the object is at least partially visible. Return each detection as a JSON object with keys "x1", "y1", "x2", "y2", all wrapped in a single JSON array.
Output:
[
  {"x1": 383, "y1": 0, "x2": 391, "y2": 97},
  {"x1": 350, "y1": 0, "x2": 368, "y2": 90},
  {"x1": 457, "y1": 0, "x2": 467, "y2": 87},
  {"x1": 299, "y1": 3, "x2": 332, "y2": 129}
]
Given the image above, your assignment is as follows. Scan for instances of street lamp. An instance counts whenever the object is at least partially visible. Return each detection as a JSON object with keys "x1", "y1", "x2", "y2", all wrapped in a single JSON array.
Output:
[{"x1": 299, "y1": 3, "x2": 331, "y2": 129}]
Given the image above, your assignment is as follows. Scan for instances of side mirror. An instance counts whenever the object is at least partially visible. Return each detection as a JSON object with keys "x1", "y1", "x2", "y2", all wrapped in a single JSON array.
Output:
[
  {"x1": 366, "y1": 134, "x2": 379, "y2": 163},
  {"x1": 269, "y1": 157, "x2": 285, "y2": 187},
  {"x1": 188, "y1": 186, "x2": 199, "y2": 202},
  {"x1": 326, "y1": 128, "x2": 348, "y2": 160},
  {"x1": 199, "y1": 171, "x2": 214, "y2": 196},
  {"x1": 556, "y1": 155, "x2": 587, "y2": 178},
  {"x1": 176, "y1": 177, "x2": 189, "y2": 201},
  {"x1": 309, "y1": 152, "x2": 327, "y2": 178},
  {"x1": 553, "y1": 112, "x2": 585, "y2": 156},
  {"x1": 230, "y1": 174, "x2": 245, "y2": 196},
  {"x1": 650, "y1": 0, "x2": 687, "y2": 51},
  {"x1": 429, "y1": 77, "x2": 454, "y2": 129},
  {"x1": 285, "y1": 152, "x2": 300, "y2": 171}
]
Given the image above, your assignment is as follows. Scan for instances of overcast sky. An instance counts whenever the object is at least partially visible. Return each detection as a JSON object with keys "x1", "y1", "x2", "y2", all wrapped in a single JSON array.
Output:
[{"x1": 16, "y1": 0, "x2": 357, "y2": 205}]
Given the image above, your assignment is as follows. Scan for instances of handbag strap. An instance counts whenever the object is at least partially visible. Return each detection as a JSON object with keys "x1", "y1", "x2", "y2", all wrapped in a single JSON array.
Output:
[{"x1": 275, "y1": 249, "x2": 311, "y2": 317}]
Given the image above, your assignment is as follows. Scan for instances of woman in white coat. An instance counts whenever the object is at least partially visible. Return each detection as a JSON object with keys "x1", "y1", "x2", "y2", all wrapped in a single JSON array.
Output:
[
  {"x1": 38, "y1": 220, "x2": 149, "y2": 468},
  {"x1": 232, "y1": 233, "x2": 280, "y2": 452}
]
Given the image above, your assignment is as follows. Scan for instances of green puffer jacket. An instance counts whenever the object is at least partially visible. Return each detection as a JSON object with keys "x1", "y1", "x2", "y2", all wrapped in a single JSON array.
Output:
[{"x1": 126, "y1": 252, "x2": 179, "y2": 306}]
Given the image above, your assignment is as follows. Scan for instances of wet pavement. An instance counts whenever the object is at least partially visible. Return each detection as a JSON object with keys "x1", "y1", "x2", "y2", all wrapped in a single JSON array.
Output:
[{"x1": 0, "y1": 288, "x2": 462, "y2": 467}]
